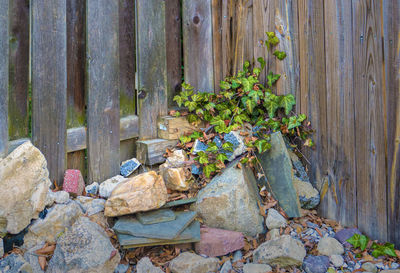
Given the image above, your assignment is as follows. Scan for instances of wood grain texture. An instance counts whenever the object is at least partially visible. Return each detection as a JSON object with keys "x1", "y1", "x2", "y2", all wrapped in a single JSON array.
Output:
[
  {"x1": 136, "y1": 0, "x2": 168, "y2": 139},
  {"x1": 211, "y1": 0, "x2": 223, "y2": 93},
  {"x1": 67, "y1": 0, "x2": 86, "y2": 179},
  {"x1": 87, "y1": 0, "x2": 120, "y2": 182},
  {"x1": 136, "y1": 139, "x2": 178, "y2": 165},
  {"x1": 8, "y1": 0, "x2": 29, "y2": 140},
  {"x1": 298, "y1": 0, "x2": 327, "y2": 190},
  {"x1": 183, "y1": 0, "x2": 214, "y2": 92},
  {"x1": 383, "y1": 0, "x2": 400, "y2": 247},
  {"x1": 352, "y1": 0, "x2": 387, "y2": 242},
  {"x1": 31, "y1": 0, "x2": 67, "y2": 186},
  {"x1": 322, "y1": 0, "x2": 357, "y2": 227},
  {"x1": 0, "y1": 0, "x2": 8, "y2": 158},
  {"x1": 166, "y1": 0, "x2": 183, "y2": 106}
]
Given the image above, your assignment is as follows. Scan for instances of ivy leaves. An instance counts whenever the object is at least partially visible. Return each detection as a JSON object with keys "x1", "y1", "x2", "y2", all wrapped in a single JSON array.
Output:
[
  {"x1": 266, "y1": 32, "x2": 279, "y2": 50},
  {"x1": 346, "y1": 234, "x2": 397, "y2": 259}
]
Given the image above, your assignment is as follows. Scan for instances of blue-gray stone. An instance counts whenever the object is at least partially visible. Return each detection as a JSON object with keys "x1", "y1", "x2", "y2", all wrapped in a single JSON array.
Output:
[
  {"x1": 162, "y1": 197, "x2": 198, "y2": 208},
  {"x1": 192, "y1": 140, "x2": 208, "y2": 154},
  {"x1": 256, "y1": 132, "x2": 301, "y2": 218},
  {"x1": 113, "y1": 211, "x2": 197, "y2": 240},
  {"x1": 137, "y1": 209, "x2": 176, "y2": 225},
  {"x1": 114, "y1": 264, "x2": 130, "y2": 273},
  {"x1": 288, "y1": 149, "x2": 310, "y2": 182},
  {"x1": 213, "y1": 136, "x2": 222, "y2": 148},
  {"x1": 0, "y1": 253, "x2": 32, "y2": 273},
  {"x1": 224, "y1": 132, "x2": 240, "y2": 148},
  {"x1": 117, "y1": 220, "x2": 200, "y2": 248},
  {"x1": 120, "y1": 158, "x2": 141, "y2": 177},
  {"x1": 233, "y1": 250, "x2": 243, "y2": 262},
  {"x1": 85, "y1": 182, "x2": 99, "y2": 195},
  {"x1": 191, "y1": 164, "x2": 202, "y2": 175},
  {"x1": 334, "y1": 228, "x2": 362, "y2": 248},
  {"x1": 303, "y1": 255, "x2": 330, "y2": 273}
]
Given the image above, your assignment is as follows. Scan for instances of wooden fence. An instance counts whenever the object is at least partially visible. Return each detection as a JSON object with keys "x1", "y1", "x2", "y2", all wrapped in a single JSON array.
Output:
[{"x1": 0, "y1": 0, "x2": 399, "y2": 246}]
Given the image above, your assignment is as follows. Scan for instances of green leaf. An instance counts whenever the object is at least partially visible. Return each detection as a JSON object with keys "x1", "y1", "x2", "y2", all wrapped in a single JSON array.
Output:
[
  {"x1": 257, "y1": 57, "x2": 266, "y2": 70},
  {"x1": 206, "y1": 142, "x2": 219, "y2": 153},
  {"x1": 220, "y1": 81, "x2": 231, "y2": 90},
  {"x1": 184, "y1": 100, "x2": 197, "y2": 112},
  {"x1": 195, "y1": 108, "x2": 204, "y2": 115},
  {"x1": 240, "y1": 157, "x2": 249, "y2": 164},
  {"x1": 253, "y1": 67, "x2": 261, "y2": 76},
  {"x1": 242, "y1": 78, "x2": 252, "y2": 92},
  {"x1": 221, "y1": 108, "x2": 232, "y2": 120},
  {"x1": 359, "y1": 235, "x2": 369, "y2": 251},
  {"x1": 205, "y1": 102, "x2": 216, "y2": 111},
  {"x1": 173, "y1": 95, "x2": 184, "y2": 107},
  {"x1": 298, "y1": 114, "x2": 307, "y2": 122},
  {"x1": 179, "y1": 135, "x2": 192, "y2": 144},
  {"x1": 182, "y1": 82, "x2": 194, "y2": 91},
  {"x1": 188, "y1": 114, "x2": 199, "y2": 124},
  {"x1": 273, "y1": 50, "x2": 287, "y2": 60},
  {"x1": 216, "y1": 153, "x2": 228, "y2": 162},
  {"x1": 231, "y1": 80, "x2": 240, "y2": 89},
  {"x1": 222, "y1": 91, "x2": 234, "y2": 100},
  {"x1": 222, "y1": 142, "x2": 234, "y2": 152},
  {"x1": 243, "y1": 61, "x2": 250, "y2": 72},
  {"x1": 203, "y1": 163, "x2": 216, "y2": 178},
  {"x1": 265, "y1": 32, "x2": 280, "y2": 50},
  {"x1": 279, "y1": 94, "x2": 296, "y2": 115},
  {"x1": 254, "y1": 139, "x2": 271, "y2": 153},
  {"x1": 196, "y1": 151, "x2": 209, "y2": 164},
  {"x1": 267, "y1": 72, "x2": 281, "y2": 87},
  {"x1": 264, "y1": 93, "x2": 279, "y2": 118},
  {"x1": 190, "y1": 131, "x2": 202, "y2": 140},
  {"x1": 346, "y1": 234, "x2": 361, "y2": 248},
  {"x1": 246, "y1": 99, "x2": 257, "y2": 114}
]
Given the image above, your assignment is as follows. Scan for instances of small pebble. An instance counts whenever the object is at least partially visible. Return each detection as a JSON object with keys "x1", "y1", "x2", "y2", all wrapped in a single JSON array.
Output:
[
  {"x1": 232, "y1": 250, "x2": 243, "y2": 262},
  {"x1": 330, "y1": 254, "x2": 344, "y2": 267},
  {"x1": 362, "y1": 262, "x2": 377, "y2": 273}
]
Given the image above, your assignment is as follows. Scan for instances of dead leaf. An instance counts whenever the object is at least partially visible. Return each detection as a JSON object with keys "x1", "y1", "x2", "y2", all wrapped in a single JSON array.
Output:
[
  {"x1": 35, "y1": 244, "x2": 56, "y2": 255},
  {"x1": 38, "y1": 256, "x2": 47, "y2": 270}
]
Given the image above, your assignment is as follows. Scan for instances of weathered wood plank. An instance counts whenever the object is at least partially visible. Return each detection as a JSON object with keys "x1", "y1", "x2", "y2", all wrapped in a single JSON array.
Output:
[
  {"x1": 211, "y1": 0, "x2": 223, "y2": 92},
  {"x1": 136, "y1": 0, "x2": 168, "y2": 139},
  {"x1": 87, "y1": 0, "x2": 120, "y2": 182},
  {"x1": 183, "y1": 0, "x2": 214, "y2": 92},
  {"x1": 383, "y1": 0, "x2": 400, "y2": 247},
  {"x1": 297, "y1": 0, "x2": 327, "y2": 191},
  {"x1": 322, "y1": 0, "x2": 357, "y2": 227},
  {"x1": 8, "y1": 0, "x2": 29, "y2": 140},
  {"x1": 31, "y1": 0, "x2": 67, "y2": 186},
  {"x1": 67, "y1": 0, "x2": 86, "y2": 178},
  {"x1": 66, "y1": 115, "x2": 139, "y2": 153},
  {"x1": 352, "y1": 0, "x2": 387, "y2": 242},
  {"x1": 157, "y1": 116, "x2": 204, "y2": 140},
  {"x1": 0, "y1": 0, "x2": 8, "y2": 158},
  {"x1": 166, "y1": 0, "x2": 183, "y2": 107},
  {"x1": 136, "y1": 139, "x2": 178, "y2": 165}
]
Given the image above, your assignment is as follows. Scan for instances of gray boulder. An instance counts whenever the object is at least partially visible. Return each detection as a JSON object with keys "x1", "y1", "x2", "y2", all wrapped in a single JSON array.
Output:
[
  {"x1": 136, "y1": 257, "x2": 163, "y2": 273},
  {"x1": 85, "y1": 182, "x2": 99, "y2": 196},
  {"x1": 253, "y1": 235, "x2": 306, "y2": 267},
  {"x1": 293, "y1": 177, "x2": 320, "y2": 209},
  {"x1": 0, "y1": 142, "x2": 52, "y2": 234},
  {"x1": 76, "y1": 196, "x2": 105, "y2": 216},
  {"x1": 265, "y1": 208, "x2": 287, "y2": 229},
  {"x1": 46, "y1": 217, "x2": 120, "y2": 273},
  {"x1": 23, "y1": 244, "x2": 45, "y2": 273},
  {"x1": 169, "y1": 252, "x2": 219, "y2": 273},
  {"x1": 317, "y1": 236, "x2": 344, "y2": 256},
  {"x1": 45, "y1": 190, "x2": 70, "y2": 207},
  {"x1": 256, "y1": 132, "x2": 301, "y2": 218},
  {"x1": 23, "y1": 201, "x2": 83, "y2": 250},
  {"x1": 0, "y1": 253, "x2": 32, "y2": 273},
  {"x1": 192, "y1": 160, "x2": 264, "y2": 236},
  {"x1": 303, "y1": 255, "x2": 330, "y2": 273},
  {"x1": 243, "y1": 263, "x2": 272, "y2": 273}
]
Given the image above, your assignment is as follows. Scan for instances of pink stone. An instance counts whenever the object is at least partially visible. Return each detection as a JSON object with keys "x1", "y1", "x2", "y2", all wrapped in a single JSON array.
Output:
[
  {"x1": 62, "y1": 169, "x2": 85, "y2": 196},
  {"x1": 195, "y1": 227, "x2": 245, "y2": 257}
]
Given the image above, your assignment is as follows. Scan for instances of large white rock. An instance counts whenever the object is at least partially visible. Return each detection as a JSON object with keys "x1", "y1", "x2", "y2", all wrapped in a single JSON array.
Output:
[
  {"x1": 317, "y1": 236, "x2": 344, "y2": 256},
  {"x1": 23, "y1": 201, "x2": 83, "y2": 250},
  {"x1": 192, "y1": 160, "x2": 264, "y2": 236},
  {"x1": 0, "y1": 141, "x2": 51, "y2": 234},
  {"x1": 45, "y1": 190, "x2": 70, "y2": 206},
  {"x1": 99, "y1": 175, "x2": 128, "y2": 198},
  {"x1": 253, "y1": 235, "x2": 306, "y2": 267},
  {"x1": 169, "y1": 252, "x2": 219, "y2": 273}
]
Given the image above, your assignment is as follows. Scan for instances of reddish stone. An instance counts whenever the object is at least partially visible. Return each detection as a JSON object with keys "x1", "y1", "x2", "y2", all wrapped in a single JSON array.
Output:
[
  {"x1": 62, "y1": 169, "x2": 85, "y2": 196},
  {"x1": 195, "y1": 227, "x2": 245, "y2": 257}
]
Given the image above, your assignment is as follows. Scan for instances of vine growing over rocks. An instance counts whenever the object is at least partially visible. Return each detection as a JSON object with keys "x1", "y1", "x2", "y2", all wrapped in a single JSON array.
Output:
[{"x1": 172, "y1": 31, "x2": 314, "y2": 179}]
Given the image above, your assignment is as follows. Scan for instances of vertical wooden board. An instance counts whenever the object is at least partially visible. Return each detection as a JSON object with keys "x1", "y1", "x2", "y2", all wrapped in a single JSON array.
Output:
[
  {"x1": 67, "y1": 0, "x2": 86, "y2": 179},
  {"x1": 87, "y1": 0, "x2": 120, "y2": 182},
  {"x1": 352, "y1": 0, "x2": 387, "y2": 242},
  {"x1": 0, "y1": 0, "x2": 8, "y2": 158},
  {"x1": 211, "y1": 0, "x2": 223, "y2": 92},
  {"x1": 322, "y1": 0, "x2": 357, "y2": 227},
  {"x1": 183, "y1": 0, "x2": 214, "y2": 92},
  {"x1": 136, "y1": 0, "x2": 168, "y2": 139},
  {"x1": 166, "y1": 0, "x2": 183, "y2": 107},
  {"x1": 383, "y1": 0, "x2": 400, "y2": 247},
  {"x1": 119, "y1": 0, "x2": 136, "y2": 116},
  {"x1": 8, "y1": 0, "x2": 29, "y2": 140},
  {"x1": 297, "y1": 0, "x2": 327, "y2": 190},
  {"x1": 221, "y1": 0, "x2": 232, "y2": 79},
  {"x1": 31, "y1": 0, "x2": 67, "y2": 186}
]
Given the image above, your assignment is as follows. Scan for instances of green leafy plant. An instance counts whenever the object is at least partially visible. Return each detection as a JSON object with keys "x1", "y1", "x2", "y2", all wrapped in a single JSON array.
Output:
[
  {"x1": 347, "y1": 234, "x2": 370, "y2": 251},
  {"x1": 173, "y1": 31, "x2": 313, "y2": 178},
  {"x1": 347, "y1": 234, "x2": 397, "y2": 258}
]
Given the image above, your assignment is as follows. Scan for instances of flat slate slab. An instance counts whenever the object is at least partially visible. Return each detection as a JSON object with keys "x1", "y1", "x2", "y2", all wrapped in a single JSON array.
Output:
[
  {"x1": 113, "y1": 211, "x2": 197, "y2": 240},
  {"x1": 120, "y1": 158, "x2": 141, "y2": 177},
  {"x1": 137, "y1": 209, "x2": 176, "y2": 225},
  {"x1": 162, "y1": 197, "x2": 197, "y2": 208},
  {"x1": 256, "y1": 132, "x2": 301, "y2": 218},
  {"x1": 118, "y1": 220, "x2": 200, "y2": 248}
]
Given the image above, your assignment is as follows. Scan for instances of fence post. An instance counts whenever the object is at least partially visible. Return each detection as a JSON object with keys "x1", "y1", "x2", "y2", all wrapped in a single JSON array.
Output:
[
  {"x1": 87, "y1": 0, "x2": 120, "y2": 183},
  {"x1": 136, "y1": 0, "x2": 168, "y2": 139},
  {"x1": 31, "y1": 0, "x2": 67, "y2": 186},
  {"x1": 183, "y1": 0, "x2": 214, "y2": 92},
  {"x1": 0, "y1": 0, "x2": 8, "y2": 158}
]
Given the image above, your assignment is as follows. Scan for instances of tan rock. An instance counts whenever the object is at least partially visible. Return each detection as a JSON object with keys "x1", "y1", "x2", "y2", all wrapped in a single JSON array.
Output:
[
  {"x1": 104, "y1": 171, "x2": 168, "y2": 217},
  {"x1": 160, "y1": 166, "x2": 189, "y2": 191},
  {"x1": 0, "y1": 141, "x2": 51, "y2": 234}
]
